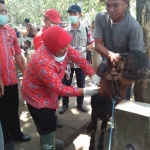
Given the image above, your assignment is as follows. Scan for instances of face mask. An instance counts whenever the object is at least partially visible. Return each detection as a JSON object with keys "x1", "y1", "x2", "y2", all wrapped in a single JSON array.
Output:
[
  {"x1": 45, "y1": 22, "x2": 54, "y2": 28},
  {"x1": 54, "y1": 52, "x2": 67, "y2": 62},
  {"x1": 51, "y1": 24, "x2": 58, "y2": 27},
  {"x1": 0, "y1": 15, "x2": 9, "y2": 25},
  {"x1": 69, "y1": 16, "x2": 78, "y2": 24}
]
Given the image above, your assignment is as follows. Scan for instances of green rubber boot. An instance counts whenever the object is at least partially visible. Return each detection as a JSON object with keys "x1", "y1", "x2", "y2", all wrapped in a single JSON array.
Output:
[{"x1": 40, "y1": 132, "x2": 55, "y2": 150}]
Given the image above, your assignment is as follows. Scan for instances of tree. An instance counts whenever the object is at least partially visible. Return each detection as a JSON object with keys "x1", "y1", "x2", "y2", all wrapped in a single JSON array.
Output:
[
  {"x1": 136, "y1": 0, "x2": 150, "y2": 48},
  {"x1": 134, "y1": 0, "x2": 150, "y2": 103},
  {"x1": 5, "y1": 0, "x2": 104, "y2": 25}
]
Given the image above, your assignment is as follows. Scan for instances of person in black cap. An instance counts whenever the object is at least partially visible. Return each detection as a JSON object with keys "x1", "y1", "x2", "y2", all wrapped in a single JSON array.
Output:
[{"x1": 59, "y1": 4, "x2": 95, "y2": 114}]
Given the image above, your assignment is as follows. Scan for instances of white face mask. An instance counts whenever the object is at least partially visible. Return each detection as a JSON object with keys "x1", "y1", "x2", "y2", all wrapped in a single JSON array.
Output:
[
  {"x1": 45, "y1": 23, "x2": 58, "y2": 28},
  {"x1": 54, "y1": 52, "x2": 68, "y2": 62},
  {"x1": 51, "y1": 24, "x2": 58, "y2": 27}
]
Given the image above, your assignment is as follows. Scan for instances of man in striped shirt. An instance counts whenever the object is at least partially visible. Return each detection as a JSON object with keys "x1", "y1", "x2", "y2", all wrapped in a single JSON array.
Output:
[{"x1": 59, "y1": 4, "x2": 94, "y2": 114}]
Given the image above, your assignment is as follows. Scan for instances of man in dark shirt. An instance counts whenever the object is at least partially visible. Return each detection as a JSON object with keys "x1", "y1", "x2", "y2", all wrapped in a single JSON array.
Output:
[{"x1": 94, "y1": 0, "x2": 145, "y2": 99}]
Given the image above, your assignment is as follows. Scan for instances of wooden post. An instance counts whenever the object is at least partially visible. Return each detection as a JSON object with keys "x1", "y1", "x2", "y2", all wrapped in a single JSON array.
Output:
[
  {"x1": 91, "y1": 47, "x2": 101, "y2": 72},
  {"x1": 134, "y1": 0, "x2": 150, "y2": 103}
]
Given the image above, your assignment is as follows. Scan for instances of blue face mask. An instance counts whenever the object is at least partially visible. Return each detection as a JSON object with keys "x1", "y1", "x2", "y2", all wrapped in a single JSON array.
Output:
[
  {"x1": 69, "y1": 16, "x2": 78, "y2": 24},
  {"x1": 0, "y1": 15, "x2": 9, "y2": 25},
  {"x1": 54, "y1": 52, "x2": 68, "y2": 62}
]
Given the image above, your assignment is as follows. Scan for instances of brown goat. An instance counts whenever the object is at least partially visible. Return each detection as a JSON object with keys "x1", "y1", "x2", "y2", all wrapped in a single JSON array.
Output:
[
  {"x1": 98, "y1": 58, "x2": 136, "y2": 101},
  {"x1": 87, "y1": 50, "x2": 150, "y2": 150}
]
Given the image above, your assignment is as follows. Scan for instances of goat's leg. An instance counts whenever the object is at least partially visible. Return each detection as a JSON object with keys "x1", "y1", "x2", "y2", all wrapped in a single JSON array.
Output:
[
  {"x1": 89, "y1": 112, "x2": 98, "y2": 150},
  {"x1": 87, "y1": 121, "x2": 92, "y2": 132},
  {"x1": 97, "y1": 120, "x2": 108, "y2": 150}
]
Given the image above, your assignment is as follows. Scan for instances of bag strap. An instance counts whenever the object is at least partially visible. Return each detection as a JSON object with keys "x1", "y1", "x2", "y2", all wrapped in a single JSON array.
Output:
[
  {"x1": 108, "y1": 16, "x2": 115, "y2": 53},
  {"x1": 85, "y1": 27, "x2": 88, "y2": 46}
]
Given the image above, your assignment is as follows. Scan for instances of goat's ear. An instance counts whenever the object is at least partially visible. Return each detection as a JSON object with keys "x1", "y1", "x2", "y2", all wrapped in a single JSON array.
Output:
[
  {"x1": 116, "y1": 59, "x2": 125, "y2": 72},
  {"x1": 97, "y1": 61, "x2": 108, "y2": 77},
  {"x1": 120, "y1": 53, "x2": 128, "y2": 63}
]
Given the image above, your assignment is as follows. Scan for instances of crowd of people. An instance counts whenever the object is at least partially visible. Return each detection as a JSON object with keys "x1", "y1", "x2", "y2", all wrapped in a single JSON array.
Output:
[{"x1": 0, "y1": 0, "x2": 146, "y2": 150}]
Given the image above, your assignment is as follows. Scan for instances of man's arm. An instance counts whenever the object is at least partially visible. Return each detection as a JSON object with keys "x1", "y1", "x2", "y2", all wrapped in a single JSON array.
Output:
[
  {"x1": 0, "y1": 79, "x2": 4, "y2": 97},
  {"x1": 26, "y1": 29, "x2": 29, "y2": 37},
  {"x1": 95, "y1": 38, "x2": 120, "y2": 66},
  {"x1": 94, "y1": 13, "x2": 120, "y2": 66},
  {"x1": 14, "y1": 54, "x2": 26, "y2": 74}
]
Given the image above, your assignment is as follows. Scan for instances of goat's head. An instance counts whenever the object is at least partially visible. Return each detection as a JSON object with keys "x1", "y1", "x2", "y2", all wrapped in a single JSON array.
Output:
[
  {"x1": 119, "y1": 50, "x2": 150, "y2": 80},
  {"x1": 97, "y1": 50, "x2": 150, "y2": 100}
]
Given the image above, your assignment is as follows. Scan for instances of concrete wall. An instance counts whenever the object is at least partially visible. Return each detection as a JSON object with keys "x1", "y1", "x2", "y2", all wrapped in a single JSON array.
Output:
[
  {"x1": 91, "y1": 47, "x2": 101, "y2": 71},
  {"x1": 114, "y1": 100, "x2": 150, "y2": 150}
]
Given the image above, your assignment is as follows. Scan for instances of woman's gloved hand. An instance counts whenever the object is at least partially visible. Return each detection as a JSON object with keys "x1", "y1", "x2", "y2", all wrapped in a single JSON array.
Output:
[
  {"x1": 91, "y1": 74, "x2": 101, "y2": 86},
  {"x1": 83, "y1": 87, "x2": 100, "y2": 96}
]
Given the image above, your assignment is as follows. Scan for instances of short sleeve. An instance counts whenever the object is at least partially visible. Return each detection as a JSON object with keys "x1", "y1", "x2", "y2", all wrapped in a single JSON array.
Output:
[
  {"x1": 12, "y1": 29, "x2": 21, "y2": 55},
  {"x1": 128, "y1": 27, "x2": 145, "y2": 52},
  {"x1": 87, "y1": 29, "x2": 94, "y2": 44},
  {"x1": 93, "y1": 13, "x2": 104, "y2": 39}
]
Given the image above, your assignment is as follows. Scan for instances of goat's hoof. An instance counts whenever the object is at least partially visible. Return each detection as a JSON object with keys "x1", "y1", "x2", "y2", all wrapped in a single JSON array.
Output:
[
  {"x1": 87, "y1": 123, "x2": 92, "y2": 132},
  {"x1": 89, "y1": 145, "x2": 95, "y2": 150}
]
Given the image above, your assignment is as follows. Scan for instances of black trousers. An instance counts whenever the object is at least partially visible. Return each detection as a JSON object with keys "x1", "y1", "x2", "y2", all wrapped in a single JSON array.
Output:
[
  {"x1": 27, "y1": 34, "x2": 35, "y2": 38},
  {"x1": 27, "y1": 104, "x2": 56, "y2": 135},
  {"x1": 62, "y1": 68, "x2": 85, "y2": 105},
  {"x1": 0, "y1": 84, "x2": 22, "y2": 144}
]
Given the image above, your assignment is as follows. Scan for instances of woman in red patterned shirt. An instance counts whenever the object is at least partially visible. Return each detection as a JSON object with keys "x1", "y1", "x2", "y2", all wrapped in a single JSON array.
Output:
[{"x1": 21, "y1": 26, "x2": 100, "y2": 150}]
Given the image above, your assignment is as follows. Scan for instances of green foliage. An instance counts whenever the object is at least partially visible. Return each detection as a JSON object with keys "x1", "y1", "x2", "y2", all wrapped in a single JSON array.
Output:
[{"x1": 5, "y1": 0, "x2": 105, "y2": 25}]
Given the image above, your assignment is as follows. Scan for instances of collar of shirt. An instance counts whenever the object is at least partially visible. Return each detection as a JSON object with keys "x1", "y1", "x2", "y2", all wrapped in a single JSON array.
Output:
[
  {"x1": 44, "y1": 46, "x2": 66, "y2": 64},
  {"x1": 0, "y1": 24, "x2": 8, "y2": 29},
  {"x1": 68, "y1": 23, "x2": 83, "y2": 32}
]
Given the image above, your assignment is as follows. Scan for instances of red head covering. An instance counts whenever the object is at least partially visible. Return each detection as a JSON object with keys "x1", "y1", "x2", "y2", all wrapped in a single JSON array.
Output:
[
  {"x1": 44, "y1": 9, "x2": 62, "y2": 24},
  {"x1": 42, "y1": 26, "x2": 72, "y2": 56}
]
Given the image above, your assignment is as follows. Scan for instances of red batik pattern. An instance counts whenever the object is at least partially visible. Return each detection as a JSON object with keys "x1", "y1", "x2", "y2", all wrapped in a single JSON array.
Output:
[
  {"x1": 21, "y1": 45, "x2": 95, "y2": 109},
  {"x1": 0, "y1": 25, "x2": 21, "y2": 86}
]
